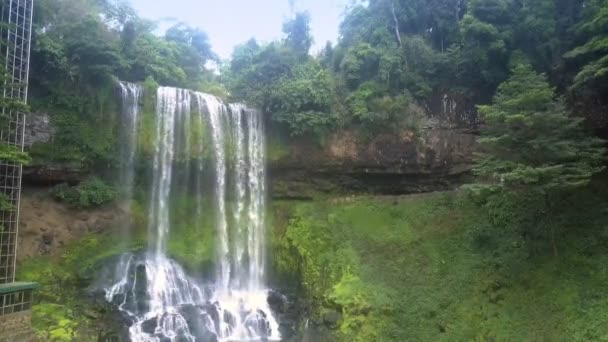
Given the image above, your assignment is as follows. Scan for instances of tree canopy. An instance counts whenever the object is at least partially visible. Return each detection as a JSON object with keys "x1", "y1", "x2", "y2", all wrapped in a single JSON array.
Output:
[
  {"x1": 222, "y1": 0, "x2": 608, "y2": 137},
  {"x1": 473, "y1": 64, "x2": 605, "y2": 194}
]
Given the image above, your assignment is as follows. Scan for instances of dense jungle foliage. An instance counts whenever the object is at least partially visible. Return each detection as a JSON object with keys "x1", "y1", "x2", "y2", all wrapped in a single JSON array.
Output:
[
  {"x1": 8, "y1": 0, "x2": 608, "y2": 341},
  {"x1": 29, "y1": 0, "x2": 608, "y2": 161}
]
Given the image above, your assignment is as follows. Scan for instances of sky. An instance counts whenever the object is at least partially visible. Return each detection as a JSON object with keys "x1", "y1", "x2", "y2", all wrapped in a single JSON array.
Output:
[{"x1": 128, "y1": 0, "x2": 349, "y2": 59}]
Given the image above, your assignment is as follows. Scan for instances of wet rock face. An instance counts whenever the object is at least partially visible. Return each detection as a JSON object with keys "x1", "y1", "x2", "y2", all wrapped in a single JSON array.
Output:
[
  {"x1": 269, "y1": 127, "x2": 476, "y2": 197},
  {"x1": 178, "y1": 304, "x2": 219, "y2": 342},
  {"x1": 266, "y1": 289, "x2": 309, "y2": 341},
  {"x1": 24, "y1": 113, "x2": 55, "y2": 147},
  {"x1": 22, "y1": 165, "x2": 87, "y2": 186},
  {"x1": 23, "y1": 113, "x2": 86, "y2": 185}
]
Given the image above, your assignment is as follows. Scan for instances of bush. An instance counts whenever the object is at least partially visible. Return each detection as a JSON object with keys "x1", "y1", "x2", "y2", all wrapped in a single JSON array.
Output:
[
  {"x1": 52, "y1": 177, "x2": 117, "y2": 208},
  {"x1": 0, "y1": 143, "x2": 31, "y2": 164},
  {"x1": 271, "y1": 60, "x2": 337, "y2": 136}
]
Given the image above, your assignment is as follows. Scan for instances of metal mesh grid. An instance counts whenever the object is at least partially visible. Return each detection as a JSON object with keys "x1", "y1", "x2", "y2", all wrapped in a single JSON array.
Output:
[
  {"x1": 0, "y1": 288, "x2": 31, "y2": 315},
  {"x1": 0, "y1": 0, "x2": 33, "y2": 286},
  {"x1": 0, "y1": 112, "x2": 25, "y2": 284}
]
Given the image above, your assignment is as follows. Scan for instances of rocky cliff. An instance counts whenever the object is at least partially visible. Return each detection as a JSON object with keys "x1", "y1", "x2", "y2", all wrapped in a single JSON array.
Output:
[
  {"x1": 23, "y1": 113, "x2": 86, "y2": 185},
  {"x1": 23, "y1": 112, "x2": 477, "y2": 197},
  {"x1": 269, "y1": 126, "x2": 476, "y2": 198}
]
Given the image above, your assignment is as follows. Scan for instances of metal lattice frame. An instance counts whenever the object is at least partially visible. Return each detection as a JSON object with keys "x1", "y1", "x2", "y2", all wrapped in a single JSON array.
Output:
[
  {"x1": 0, "y1": 0, "x2": 33, "y2": 285},
  {"x1": 0, "y1": 288, "x2": 31, "y2": 314}
]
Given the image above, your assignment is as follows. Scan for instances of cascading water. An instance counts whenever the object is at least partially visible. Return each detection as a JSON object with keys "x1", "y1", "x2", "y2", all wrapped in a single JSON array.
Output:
[
  {"x1": 105, "y1": 86, "x2": 280, "y2": 341},
  {"x1": 229, "y1": 104, "x2": 248, "y2": 290},
  {"x1": 117, "y1": 81, "x2": 141, "y2": 220},
  {"x1": 197, "y1": 93, "x2": 231, "y2": 293},
  {"x1": 245, "y1": 107, "x2": 266, "y2": 292}
]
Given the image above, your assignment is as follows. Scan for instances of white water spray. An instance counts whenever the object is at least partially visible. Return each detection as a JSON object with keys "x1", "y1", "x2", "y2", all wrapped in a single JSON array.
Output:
[
  {"x1": 196, "y1": 92, "x2": 231, "y2": 293},
  {"x1": 117, "y1": 81, "x2": 141, "y2": 215},
  {"x1": 106, "y1": 86, "x2": 280, "y2": 341}
]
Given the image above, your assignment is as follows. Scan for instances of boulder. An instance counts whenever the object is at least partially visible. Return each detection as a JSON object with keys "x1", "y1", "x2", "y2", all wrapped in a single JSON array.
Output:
[{"x1": 321, "y1": 310, "x2": 342, "y2": 329}]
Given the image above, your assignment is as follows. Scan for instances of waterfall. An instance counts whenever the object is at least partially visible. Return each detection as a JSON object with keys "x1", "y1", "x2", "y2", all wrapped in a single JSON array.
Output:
[
  {"x1": 117, "y1": 81, "x2": 141, "y2": 219},
  {"x1": 246, "y1": 107, "x2": 266, "y2": 292},
  {"x1": 195, "y1": 92, "x2": 231, "y2": 293},
  {"x1": 105, "y1": 85, "x2": 280, "y2": 342},
  {"x1": 229, "y1": 104, "x2": 247, "y2": 290},
  {"x1": 110, "y1": 80, "x2": 141, "y2": 319}
]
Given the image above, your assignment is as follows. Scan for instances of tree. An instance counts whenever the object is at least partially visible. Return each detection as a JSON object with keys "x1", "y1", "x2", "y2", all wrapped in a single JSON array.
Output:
[
  {"x1": 564, "y1": 0, "x2": 608, "y2": 92},
  {"x1": 512, "y1": 0, "x2": 559, "y2": 73},
  {"x1": 226, "y1": 42, "x2": 296, "y2": 109},
  {"x1": 472, "y1": 64, "x2": 605, "y2": 255},
  {"x1": 270, "y1": 60, "x2": 336, "y2": 136},
  {"x1": 446, "y1": 0, "x2": 513, "y2": 101},
  {"x1": 282, "y1": 11, "x2": 313, "y2": 57}
]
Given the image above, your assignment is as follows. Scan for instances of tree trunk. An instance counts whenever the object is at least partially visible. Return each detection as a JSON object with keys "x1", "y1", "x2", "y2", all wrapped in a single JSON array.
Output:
[
  {"x1": 390, "y1": 1, "x2": 402, "y2": 48},
  {"x1": 545, "y1": 192, "x2": 558, "y2": 257},
  {"x1": 389, "y1": 0, "x2": 407, "y2": 71}
]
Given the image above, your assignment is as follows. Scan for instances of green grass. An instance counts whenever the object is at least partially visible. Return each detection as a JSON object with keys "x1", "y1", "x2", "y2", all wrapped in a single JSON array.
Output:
[
  {"x1": 17, "y1": 233, "x2": 144, "y2": 341},
  {"x1": 272, "y1": 184, "x2": 608, "y2": 341}
]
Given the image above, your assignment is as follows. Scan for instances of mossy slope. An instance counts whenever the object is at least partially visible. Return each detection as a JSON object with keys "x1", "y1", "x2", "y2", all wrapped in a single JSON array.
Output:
[{"x1": 272, "y1": 183, "x2": 608, "y2": 341}]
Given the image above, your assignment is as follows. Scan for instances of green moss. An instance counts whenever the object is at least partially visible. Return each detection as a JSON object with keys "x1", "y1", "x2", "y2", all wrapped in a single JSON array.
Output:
[
  {"x1": 186, "y1": 104, "x2": 210, "y2": 160},
  {"x1": 267, "y1": 137, "x2": 289, "y2": 162},
  {"x1": 32, "y1": 303, "x2": 77, "y2": 341},
  {"x1": 138, "y1": 77, "x2": 159, "y2": 156},
  {"x1": 30, "y1": 78, "x2": 120, "y2": 169},
  {"x1": 166, "y1": 194, "x2": 216, "y2": 272},
  {"x1": 272, "y1": 183, "x2": 608, "y2": 341},
  {"x1": 18, "y1": 233, "x2": 144, "y2": 340}
]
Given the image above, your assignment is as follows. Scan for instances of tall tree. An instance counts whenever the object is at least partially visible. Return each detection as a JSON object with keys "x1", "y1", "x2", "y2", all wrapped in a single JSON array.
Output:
[
  {"x1": 472, "y1": 64, "x2": 605, "y2": 253},
  {"x1": 283, "y1": 11, "x2": 314, "y2": 57}
]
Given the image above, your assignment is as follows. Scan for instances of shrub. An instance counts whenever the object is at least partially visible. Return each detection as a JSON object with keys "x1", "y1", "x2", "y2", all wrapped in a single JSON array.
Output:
[{"x1": 52, "y1": 177, "x2": 117, "y2": 208}]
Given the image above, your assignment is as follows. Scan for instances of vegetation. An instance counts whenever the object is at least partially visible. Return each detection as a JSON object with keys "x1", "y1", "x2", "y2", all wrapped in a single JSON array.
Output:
[
  {"x1": 28, "y1": 0, "x2": 224, "y2": 169},
  {"x1": 474, "y1": 64, "x2": 604, "y2": 193},
  {"x1": 0, "y1": 63, "x2": 32, "y2": 166},
  {"x1": 52, "y1": 177, "x2": 118, "y2": 208},
  {"x1": 166, "y1": 194, "x2": 216, "y2": 273},
  {"x1": 221, "y1": 0, "x2": 608, "y2": 137},
  {"x1": 0, "y1": 143, "x2": 31, "y2": 164},
  {"x1": 564, "y1": 0, "x2": 608, "y2": 99},
  {"x1": 24, "y1": 0, "x2": 608, "y2": 157},
  {"x1": 469, "y1": 64, "x2": 605, "y2": 255},
  {"x1": 18, "y1": 233, "x2": 144, "y2": 341},
  {"x1": 272, "y1": 182, "x2": 608, "y2": 341}
]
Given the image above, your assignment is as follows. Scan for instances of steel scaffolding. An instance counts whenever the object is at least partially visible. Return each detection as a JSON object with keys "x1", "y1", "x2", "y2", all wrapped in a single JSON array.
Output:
[{"x1": 0, "y1": 0, "x2": 33, "y2": 290}]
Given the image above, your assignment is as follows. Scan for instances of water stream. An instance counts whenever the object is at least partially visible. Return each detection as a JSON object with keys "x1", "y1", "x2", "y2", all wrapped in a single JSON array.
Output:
[
  {"x1": 106, "y1": 85, "x2": 280, "y2": 341},
  {"x1": 117, "y1": 81, "x2": 142, "y2": 228}
]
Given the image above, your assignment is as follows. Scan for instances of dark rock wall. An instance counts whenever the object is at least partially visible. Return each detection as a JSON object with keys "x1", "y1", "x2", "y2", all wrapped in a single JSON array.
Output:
[
  {"x1": 24, "y1": 113, "x2": 54, "y2": 148},
  {"x1": 269, "y1": 127, "x2": 476, "y2": 198}
]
